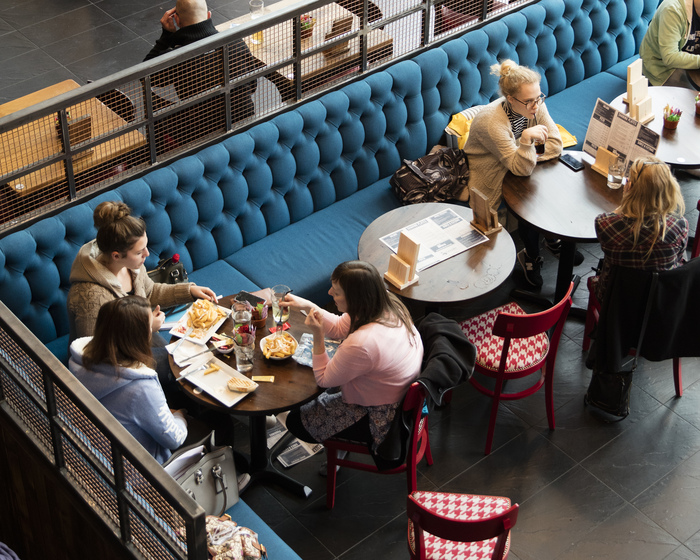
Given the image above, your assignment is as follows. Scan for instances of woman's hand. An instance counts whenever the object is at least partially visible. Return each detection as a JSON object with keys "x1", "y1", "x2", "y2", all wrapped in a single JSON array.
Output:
[
  {"x1": 282, "y1": 293, "x2": 315, "y2": 312},
  {"x1": 152, "y1": 304, "x2": 165, "y2": 332},
  {"x1": 521, "y1": 124, "x2": 549, "y2": 146},
  {"x1": 305, "y1": 308, "x2": 327, "y2": 355},
  {"x1": 190, "y1": 285, "x2": 218, "y2": 303}
]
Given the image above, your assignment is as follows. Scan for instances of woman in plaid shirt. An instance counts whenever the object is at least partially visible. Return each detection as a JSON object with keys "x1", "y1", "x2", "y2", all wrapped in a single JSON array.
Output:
[{"x1": 593, "y1": 156, "x2": 688, "y2": 302}]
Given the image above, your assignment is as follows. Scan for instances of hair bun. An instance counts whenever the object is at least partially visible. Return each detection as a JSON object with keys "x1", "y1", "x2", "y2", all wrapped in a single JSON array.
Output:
[{"x1": 93, "y1": 201, "x2": 131, "y2": 229}]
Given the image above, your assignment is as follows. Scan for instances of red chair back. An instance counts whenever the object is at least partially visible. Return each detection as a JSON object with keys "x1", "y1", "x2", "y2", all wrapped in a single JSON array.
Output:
[{"x1": 407, "y1": 492, "x2": 519, "y2": 560}]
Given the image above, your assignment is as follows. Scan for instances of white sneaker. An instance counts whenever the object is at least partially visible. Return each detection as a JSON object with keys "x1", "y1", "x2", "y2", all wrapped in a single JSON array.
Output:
[{"x1": 237, "y1": 472, "x2": 251, "y2": 492}]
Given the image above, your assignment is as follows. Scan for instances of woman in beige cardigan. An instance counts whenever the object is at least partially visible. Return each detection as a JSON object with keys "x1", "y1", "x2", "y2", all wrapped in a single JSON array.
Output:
[{"x1": 462, "y1": 60, "x2": 580, "y2": 288}]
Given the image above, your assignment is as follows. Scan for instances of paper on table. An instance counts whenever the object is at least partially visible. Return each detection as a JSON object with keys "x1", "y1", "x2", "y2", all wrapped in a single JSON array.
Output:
[{"x1": 166, "y1": 338, "x2": 214, "y2": 366}]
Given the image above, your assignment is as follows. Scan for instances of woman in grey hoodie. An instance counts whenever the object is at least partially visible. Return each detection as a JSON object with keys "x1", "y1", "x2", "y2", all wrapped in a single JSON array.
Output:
[{"x1": 69, "y1": 296, "x2": 188, "y2": 463}]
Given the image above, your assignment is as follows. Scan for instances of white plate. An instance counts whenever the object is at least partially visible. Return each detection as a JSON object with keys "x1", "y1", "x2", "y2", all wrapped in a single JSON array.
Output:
[
  {"x1": 260, "y1": 332, "x2": 298, "y2": 360},
  {"x1": 168, "y1": 302, "x2": 230, "y2": 345},
  {"x1": 179, "y1": 357, "x2": 258, "y2": 407}
]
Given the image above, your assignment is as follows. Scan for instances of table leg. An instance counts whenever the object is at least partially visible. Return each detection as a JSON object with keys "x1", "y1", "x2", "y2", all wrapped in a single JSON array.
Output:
[{"x1": 246, "y1": 416, "x2": 312, "y2": 498}]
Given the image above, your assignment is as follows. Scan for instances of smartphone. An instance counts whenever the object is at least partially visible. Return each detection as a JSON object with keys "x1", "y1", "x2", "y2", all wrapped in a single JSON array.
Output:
[
  {"x1": 234, "y1": 290, "x2": 266, "y2": 307},
  {"x1": 559, "y1": 153, "x2": 584, "y2": 171}
]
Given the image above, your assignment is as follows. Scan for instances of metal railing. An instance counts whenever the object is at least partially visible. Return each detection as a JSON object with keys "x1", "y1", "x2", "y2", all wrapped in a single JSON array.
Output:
[
  {"x1": 0, "y1": 0, "x2": 532, "y2": 235},
  {"x1": 0, "y1": 301, "x2": 207, "y2": 560}
]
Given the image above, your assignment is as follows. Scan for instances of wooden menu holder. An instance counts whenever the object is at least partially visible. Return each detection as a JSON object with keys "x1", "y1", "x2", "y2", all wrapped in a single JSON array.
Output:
[
  {"x1": 591, "y1": 146, "x2": 618, "y2": 178},
  {"x1": 384, "y1": 231, "x2": 420, "y2": 290},
  {"x1": 322, "y1": 16, "x2": 352, "y2": 58},
  {"x1": 624, "y1": 59, "x2": 653, "y2": 124},
  {"x1": 469, "y1": 188, "x2": 502, "y2": 235}
]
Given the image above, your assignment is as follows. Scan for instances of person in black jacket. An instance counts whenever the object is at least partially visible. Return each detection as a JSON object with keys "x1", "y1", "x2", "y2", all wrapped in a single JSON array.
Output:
[{"x1": 143, "y1": 0, "x2": 258, "y2": 152}]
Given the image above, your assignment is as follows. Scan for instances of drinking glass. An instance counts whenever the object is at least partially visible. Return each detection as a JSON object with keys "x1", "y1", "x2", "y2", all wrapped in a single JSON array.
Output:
[
  {"x1": 249, "y1": 0, "x2": 264, "y2": 44},
  {"x1": 607, "y1": 156, "x2": 624, "y2": 189},
  {"x1": 271, "y1": 284, "x2": 291, "y2": 334},
  {"x1": 233, "y1": 332, "x2": 256, "y2": 372}
]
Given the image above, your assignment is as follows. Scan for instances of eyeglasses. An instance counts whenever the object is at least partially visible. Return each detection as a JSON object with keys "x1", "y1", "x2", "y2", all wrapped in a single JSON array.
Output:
[{"x1": 510, "y1": 93, "x2": 546, "y2": 109}]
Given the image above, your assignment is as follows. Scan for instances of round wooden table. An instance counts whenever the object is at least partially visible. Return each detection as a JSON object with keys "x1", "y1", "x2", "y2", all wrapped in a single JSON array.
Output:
[
  {"x1": 503, "y1": 151, "x2": 623, "y2": 306},
  {"x1": 609, "y1": 86, "x2": 700, "y2": 169},
  {"x1": 170, "y1": 304, "x2": 321, "y2": 498},
  {"x1": 358, "y1": 202, "x2": 516, "y2": 310}
]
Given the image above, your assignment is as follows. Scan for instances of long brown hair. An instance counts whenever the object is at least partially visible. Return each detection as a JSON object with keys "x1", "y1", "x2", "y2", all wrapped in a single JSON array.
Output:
[
  {"x1": 94, "y1": 201, "x2": 146, "y2": 256},
  {"x1": 331, "y1": 261, "x2": 415, "y2": 337},
  {"x1": 619, "y1": 156, "x2": 685, "y2": 261},
  {"x1": 82, "y1": 296, "x2": 154, "y2": 370}
]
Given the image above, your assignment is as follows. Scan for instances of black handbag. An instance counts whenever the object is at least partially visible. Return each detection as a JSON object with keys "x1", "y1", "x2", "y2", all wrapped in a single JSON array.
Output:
[
  {"x1": 148, "y1": 253, "x2": 188, "y2": 284},
  {"x1": 390, "y1": 148, "x2": 469, "y2": 205},
  {"x1": 163, "y1": 431, "x2": 238, "y2": 516}
]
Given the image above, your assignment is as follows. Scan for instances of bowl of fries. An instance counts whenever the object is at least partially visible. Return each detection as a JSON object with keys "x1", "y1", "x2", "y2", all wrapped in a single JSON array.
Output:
[{"x1": 260, "y1": 332, "x2": 298, "y2": 360}]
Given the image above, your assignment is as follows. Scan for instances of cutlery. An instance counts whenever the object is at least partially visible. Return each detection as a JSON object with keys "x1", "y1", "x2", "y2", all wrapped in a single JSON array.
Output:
[
  {"x1": 172, "y1": 326, "x2": 194, "y2": 353},
  {"x1": 177, "y1": 362, "x2": 208, "y2": 383}
]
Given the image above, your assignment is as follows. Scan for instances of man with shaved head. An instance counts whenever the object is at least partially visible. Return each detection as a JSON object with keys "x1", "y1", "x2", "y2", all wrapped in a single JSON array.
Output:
[
  {"x1": 143, "y1": 0, "x2": 258, "y2": 150},
  {"x1": 145, "y1": 0, "x2": 217, "y2": 60}
]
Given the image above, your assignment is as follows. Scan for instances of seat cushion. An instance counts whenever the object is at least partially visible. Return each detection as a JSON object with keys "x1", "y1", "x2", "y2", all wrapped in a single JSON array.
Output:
[
  {"x1": 459, "y1": 302, "x2": 549, "y2": 373},
  {"x1": 408, "y1": 491, "x2": 512, "y2": 560}
]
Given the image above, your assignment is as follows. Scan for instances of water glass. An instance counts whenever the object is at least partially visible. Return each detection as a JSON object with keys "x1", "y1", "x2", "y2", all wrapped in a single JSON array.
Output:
[
  {"x1": 607, "y1": 157, "x2": 624, "y2": 189},
  {"x1": 249, "y1": 0, "x2": 264, "y2": 44},
  {"x1": 234, "y1": 332, "x2": 256, "y2": 372}
]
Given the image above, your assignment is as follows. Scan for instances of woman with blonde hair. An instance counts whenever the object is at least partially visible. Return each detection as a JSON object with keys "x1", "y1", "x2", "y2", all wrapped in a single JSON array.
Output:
[
  {"x1": 594, "y1": 156, "x2": 688, "y2": 302},
  {"x1": 462, "y1": 59, "x2": 574, "y2": 288}
]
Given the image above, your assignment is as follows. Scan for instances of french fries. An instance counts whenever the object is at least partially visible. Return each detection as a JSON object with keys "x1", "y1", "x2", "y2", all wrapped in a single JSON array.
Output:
[
  {"x1": 186, "y1": 300, "x2": 227, "y2": 338},
  {"x1": 263, "y1": 333, "x2": 297, "y2": 359},
  {"x1": 202, "y1": 363, "x2": 220, "y2": 375}
]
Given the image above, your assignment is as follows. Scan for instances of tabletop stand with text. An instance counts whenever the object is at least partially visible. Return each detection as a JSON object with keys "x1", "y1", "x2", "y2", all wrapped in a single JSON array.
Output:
[
  {"x1": 384, "y1": 231, "x2": 419, "y2": 290},
  {"x1": 625, "y1": 59, "x2": 653, "y2": 124},
  {"x1": 469, "y1": 188, "x2": 502, "y2": 235}
]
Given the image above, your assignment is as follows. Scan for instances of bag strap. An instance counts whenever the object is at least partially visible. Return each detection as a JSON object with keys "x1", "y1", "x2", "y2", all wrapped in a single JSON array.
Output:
[
  {"x1": 212, "y1": 463, "x2": 228, "y2": 517},
  {"x1": 403, "y1": 159, "x2": 434, "y2": 184}
]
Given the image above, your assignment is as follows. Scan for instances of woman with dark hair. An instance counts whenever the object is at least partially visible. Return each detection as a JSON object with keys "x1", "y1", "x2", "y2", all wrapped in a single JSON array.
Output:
[
  {"x1": 68, "y1": 296, "x2": 188, "y2": 463},
  {"x1": 282, "y1": 261, "x2": 424, "y2": 452},
  {"x1": 67, "y1": 200, "x2": 218, "y2": 343}
]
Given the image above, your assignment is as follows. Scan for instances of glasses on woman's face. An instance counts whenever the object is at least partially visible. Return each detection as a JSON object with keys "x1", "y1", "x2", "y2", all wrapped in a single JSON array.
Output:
[{"x1": 511, "y1": 93, "x2": 546, "y2": 110}]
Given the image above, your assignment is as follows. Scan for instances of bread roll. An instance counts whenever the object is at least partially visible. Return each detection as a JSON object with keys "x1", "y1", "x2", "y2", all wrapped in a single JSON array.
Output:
[{"x1": 227, "y1": 376, "x2": 257, "y2": 393}]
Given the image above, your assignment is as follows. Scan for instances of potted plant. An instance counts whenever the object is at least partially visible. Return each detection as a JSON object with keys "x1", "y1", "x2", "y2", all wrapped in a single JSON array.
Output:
[
  {"x1": 663, "y1": 104, "x2": 681, "y2": 129},
  {"x1": 300, "y1": 14, "x2": 316, "y2": 40}
]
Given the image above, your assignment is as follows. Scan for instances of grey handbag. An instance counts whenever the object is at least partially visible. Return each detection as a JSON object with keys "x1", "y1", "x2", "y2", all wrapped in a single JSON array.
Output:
[{"x1": 163, "y1": 431, "x2": 239, "y2": 516}]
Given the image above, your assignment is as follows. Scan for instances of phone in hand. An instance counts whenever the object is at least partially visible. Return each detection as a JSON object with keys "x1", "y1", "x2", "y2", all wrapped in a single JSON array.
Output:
[{"x1": 559, "y1": 153, "x2": 584, "y2": 171}]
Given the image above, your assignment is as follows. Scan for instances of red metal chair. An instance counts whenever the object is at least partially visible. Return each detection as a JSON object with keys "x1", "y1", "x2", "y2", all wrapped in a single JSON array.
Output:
[
  {"x1": 460, "y1": 283, "x2": 574, "y2": 454},
  {"x1": 324, "y1": 382, "x2": 433, "y2": 509},
  {"x1": 407, "y1": 490, "x2": 519, "y2": 560}
]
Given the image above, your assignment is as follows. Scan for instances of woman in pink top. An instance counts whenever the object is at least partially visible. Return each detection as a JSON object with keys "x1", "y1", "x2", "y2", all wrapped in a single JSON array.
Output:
[{"x1": 284, "y1": 261, "x2": 423, "y2": 452}]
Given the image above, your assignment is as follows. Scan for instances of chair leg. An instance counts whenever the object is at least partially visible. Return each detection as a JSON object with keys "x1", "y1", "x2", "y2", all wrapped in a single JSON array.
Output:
[
  {"x1": 545, "y1": 364, "x2": 556, "y2": 430},
  {"x1": 326, "y1": 447, "x2": 338, "y2": 509},
  {"x1": 485, "y1": 378, "x2": 504, "y2": 455},
  {"x1": 673, "y1": 357, "x2": 683, "y2": 398},
  {"x1": 424, "y1": 429, "x2": 434, "y2": 466}
]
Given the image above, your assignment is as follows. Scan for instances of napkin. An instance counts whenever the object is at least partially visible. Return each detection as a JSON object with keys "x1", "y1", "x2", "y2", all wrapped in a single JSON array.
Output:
[{"x1": 167, "y1": 339, "x2": 214, "y2": 367}]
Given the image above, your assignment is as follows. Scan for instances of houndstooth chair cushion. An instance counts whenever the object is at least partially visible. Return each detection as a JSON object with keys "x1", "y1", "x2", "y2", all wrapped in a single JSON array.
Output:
[
  {"x1": 460, "y1": 302, "x2": 549, "y2": 373},
  {"x1": 408, "y1": 491, "x2": 512, "y2": 559}
]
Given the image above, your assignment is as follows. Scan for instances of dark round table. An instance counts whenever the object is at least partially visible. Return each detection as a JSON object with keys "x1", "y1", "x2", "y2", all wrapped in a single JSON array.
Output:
[
  {"x1": 503, "y1": 151, "x2": 623, "y2": 306},
  {"x1": 170, "y1": 304, "x2": 321, "y2": 498}
]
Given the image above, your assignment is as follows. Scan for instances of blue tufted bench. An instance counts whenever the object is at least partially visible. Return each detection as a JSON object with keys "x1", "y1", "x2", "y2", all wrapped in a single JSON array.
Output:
[{"x1": 0, "y1": 0, "x2": 656, "y2": 365}]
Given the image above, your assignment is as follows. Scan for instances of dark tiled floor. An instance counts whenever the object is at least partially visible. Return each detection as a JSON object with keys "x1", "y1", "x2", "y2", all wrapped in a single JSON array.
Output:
[{"x1": 3, "y1": 2, "x2": 700, "y2": 559}]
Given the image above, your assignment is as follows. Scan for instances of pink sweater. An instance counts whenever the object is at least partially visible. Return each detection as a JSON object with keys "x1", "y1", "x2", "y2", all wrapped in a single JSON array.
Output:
[{"x1": 312, "y1": 310, "x2": 424, "y2": 406}]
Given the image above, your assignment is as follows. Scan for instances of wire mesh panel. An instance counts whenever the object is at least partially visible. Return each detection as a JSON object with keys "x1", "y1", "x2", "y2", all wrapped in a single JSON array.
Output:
[
  {"x1": 0, "y1": 314, "x2": 206, "y2": 560},
  {"x1": 0, "y1": 0, "x2": 535, "y2": 234}
]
